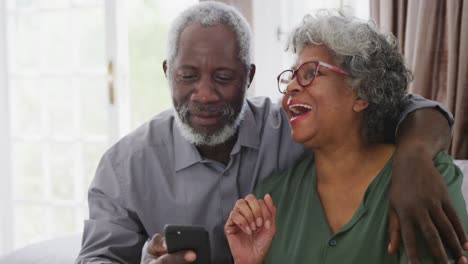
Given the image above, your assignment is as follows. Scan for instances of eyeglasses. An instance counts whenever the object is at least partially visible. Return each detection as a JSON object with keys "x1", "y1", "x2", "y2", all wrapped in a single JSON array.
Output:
[{"x1": 276, "y1": 60, "x2": 351, "y2": 94}]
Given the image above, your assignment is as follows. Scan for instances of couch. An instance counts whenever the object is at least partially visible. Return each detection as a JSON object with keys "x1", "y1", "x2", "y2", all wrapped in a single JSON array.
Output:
[
  {"x1": 0, "y1": 233, "x2": 82, "y2": 264},
  {"x1": 1, "y1": 160, "x2": 467, "y2": 264}
]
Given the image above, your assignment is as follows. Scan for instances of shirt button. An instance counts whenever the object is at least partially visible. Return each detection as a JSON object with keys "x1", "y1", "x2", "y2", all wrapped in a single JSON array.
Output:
[{"x1": 329, "y1": 240, "x2": 337, "y2": 247}]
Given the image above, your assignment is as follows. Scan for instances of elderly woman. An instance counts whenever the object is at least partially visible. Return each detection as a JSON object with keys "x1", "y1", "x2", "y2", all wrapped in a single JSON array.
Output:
[{"x1": 224, "y1": 12, "x2": 468, "y2": 263}]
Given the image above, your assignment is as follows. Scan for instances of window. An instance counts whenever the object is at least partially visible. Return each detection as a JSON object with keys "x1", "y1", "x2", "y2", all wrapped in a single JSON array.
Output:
[
  {"x1": 0, "y1": 0, "x2": 195, "y2": 255},
  {"x1": 128, "y1": 0, "x2": 197, "y2": 129},
  {"x1": 1, "y1": 0, "x2": 110, "y2": 252}
]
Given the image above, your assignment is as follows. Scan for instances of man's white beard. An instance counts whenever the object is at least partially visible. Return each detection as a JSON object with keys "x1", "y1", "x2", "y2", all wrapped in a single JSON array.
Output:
[{"x1": 174, "y1": 100, "x2": 247, "y2": 146}]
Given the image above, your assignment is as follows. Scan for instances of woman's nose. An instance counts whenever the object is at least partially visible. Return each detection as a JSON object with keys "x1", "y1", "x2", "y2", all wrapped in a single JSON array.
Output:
[{"x1": 285, "y1": 75, "x2": 304, "y2": 95}]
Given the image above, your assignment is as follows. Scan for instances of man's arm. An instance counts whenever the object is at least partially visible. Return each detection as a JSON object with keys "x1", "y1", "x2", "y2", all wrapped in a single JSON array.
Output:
[
  {"x1": 75, "y1": 155, "x2": 147, "y2": 264},
  {"x1": 389, "y1": 96, "x2": 468, "y2": 264},
  {"x1": 410, "y1": 151, "x2": 468, "y2": 262}
]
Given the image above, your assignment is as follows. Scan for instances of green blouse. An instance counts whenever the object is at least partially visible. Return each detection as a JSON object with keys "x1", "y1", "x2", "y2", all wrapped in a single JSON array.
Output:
[{"x1": 254, "y1": 151, "x2": 468, "y2": 263}]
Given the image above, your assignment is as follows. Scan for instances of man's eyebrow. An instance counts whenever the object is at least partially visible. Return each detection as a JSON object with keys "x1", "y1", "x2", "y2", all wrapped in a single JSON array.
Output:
[
  {"x1": 215, "y1": 67, "x2": 236, "y2": 72},
  {"x1": 177, "y1": 65, "x2": 197, "y2": 70}
]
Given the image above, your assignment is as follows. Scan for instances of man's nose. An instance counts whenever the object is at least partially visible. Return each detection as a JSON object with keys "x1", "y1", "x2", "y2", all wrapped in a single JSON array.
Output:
[{"x1": 191, "y1": 75, "x2": 219, "y2": 103}]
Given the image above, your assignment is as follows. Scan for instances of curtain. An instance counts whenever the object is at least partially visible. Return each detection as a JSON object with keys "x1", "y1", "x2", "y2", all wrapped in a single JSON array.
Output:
[{"x1": 371, "y1": 0, "x2": 468, "y2": 159}]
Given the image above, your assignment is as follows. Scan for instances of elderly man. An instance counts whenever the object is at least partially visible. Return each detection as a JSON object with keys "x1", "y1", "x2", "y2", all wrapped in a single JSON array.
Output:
[{"x1": 76, "y1": 2, "x2": 467, "y2": 264}]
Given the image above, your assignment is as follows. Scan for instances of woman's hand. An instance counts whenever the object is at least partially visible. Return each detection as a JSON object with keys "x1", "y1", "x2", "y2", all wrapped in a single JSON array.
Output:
[{"x1": 225, "y1": 194, "x2": 277, "y2": 264}]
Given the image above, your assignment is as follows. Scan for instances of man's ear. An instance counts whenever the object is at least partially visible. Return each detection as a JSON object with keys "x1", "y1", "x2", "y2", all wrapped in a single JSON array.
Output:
[
  {"x1": 353, "y1": 97, "x2": 369, "y2": 112},
  {"x1": 247, "y1": 64, "x2": 256, "y2": 88},
  {"x1": 163, "y1": 60, "x2": 168, "y2": 77}
]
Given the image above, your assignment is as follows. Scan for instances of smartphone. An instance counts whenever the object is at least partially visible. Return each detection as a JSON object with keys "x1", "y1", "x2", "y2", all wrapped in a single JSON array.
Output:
[{"x1": 164, "y1": 224, "x2": 211, "y2": 264}]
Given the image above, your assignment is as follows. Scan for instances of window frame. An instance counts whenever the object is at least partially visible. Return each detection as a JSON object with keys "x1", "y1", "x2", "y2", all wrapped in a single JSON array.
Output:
[{"x1": 0, "y1": 0, "x2": 13, "y2": 255}]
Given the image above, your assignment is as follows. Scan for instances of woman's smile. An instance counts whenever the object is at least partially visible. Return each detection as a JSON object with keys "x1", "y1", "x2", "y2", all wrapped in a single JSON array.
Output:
[{"x1": 287, "y1": 98, "x2": 313, "y2": 125}]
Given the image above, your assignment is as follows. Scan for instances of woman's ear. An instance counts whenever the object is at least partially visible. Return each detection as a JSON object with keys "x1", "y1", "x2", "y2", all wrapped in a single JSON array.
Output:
[{"x1": 352, "y1": 97, "x2": 369, "y2": 112}]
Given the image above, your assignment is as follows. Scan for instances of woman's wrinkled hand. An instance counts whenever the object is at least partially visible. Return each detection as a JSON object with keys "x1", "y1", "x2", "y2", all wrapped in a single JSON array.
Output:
[{"x1": 225, "y1": 194, "x2": 277, "y2": 264}]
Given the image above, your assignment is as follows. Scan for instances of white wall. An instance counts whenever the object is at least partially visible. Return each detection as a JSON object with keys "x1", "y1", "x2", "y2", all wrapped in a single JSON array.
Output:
[
  {"x1": 251, "y1": 0, "x2": 286, "y2": 103},
  {"x1": 251, "y1": 0, "x2": 369, "y2": 102}
]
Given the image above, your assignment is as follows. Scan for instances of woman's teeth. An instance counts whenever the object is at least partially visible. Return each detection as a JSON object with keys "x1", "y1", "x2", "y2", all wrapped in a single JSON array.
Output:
[{"x1": 289, "y1": 104, "x2": 313, "y2": 115}]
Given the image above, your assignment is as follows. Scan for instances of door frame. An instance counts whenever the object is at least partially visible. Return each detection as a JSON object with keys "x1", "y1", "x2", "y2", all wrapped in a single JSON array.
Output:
[
  {"x1": 0, "y1": 0, "x2": 13, "y2": 255},
  {"x1": 105, "y1": 0, "x2": 131, "y2": 143}
]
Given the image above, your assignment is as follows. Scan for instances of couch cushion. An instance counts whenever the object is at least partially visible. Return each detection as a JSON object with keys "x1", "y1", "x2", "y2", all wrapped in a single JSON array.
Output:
[
  {"x1": 454, "y1": 160, "x2": 468, "y2": 211},
  {"x1": 0, "y1": 233, "x2": 81, "y2": 264}
]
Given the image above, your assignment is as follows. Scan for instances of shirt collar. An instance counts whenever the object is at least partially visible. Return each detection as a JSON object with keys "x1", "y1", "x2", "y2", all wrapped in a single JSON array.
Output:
[
  {"x1": 233, "y1": 101, "x2": 261, "y2": 151},
  {"x1": 173, "y1": 101, "x2": 261, "y2": 172},
  {"x1": 173, "y1": 120, "x2": 203, "y2": 172}
]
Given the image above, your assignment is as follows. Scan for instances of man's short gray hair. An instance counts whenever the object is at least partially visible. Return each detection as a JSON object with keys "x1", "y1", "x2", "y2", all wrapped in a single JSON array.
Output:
[
  {"x1": 166, "y1": 1, "x2": 252, "y2": 76},
  {"x1": 287, "y1": 10, "x2": 412, "y2": 143}
]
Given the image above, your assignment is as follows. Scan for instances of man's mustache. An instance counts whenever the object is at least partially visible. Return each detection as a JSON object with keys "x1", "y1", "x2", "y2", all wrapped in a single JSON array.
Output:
[{"x1": 177, "y1": 104, "x2": 236, "y2": 117}]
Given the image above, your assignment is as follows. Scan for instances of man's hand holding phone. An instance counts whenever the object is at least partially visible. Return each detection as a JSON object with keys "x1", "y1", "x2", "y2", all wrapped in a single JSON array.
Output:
[
  {"x1": 144, "y1": 225, "x2": 211, "y2": 264},
  {"x1": 144, "y1": 233, "x2": 197, "y2": 264}
]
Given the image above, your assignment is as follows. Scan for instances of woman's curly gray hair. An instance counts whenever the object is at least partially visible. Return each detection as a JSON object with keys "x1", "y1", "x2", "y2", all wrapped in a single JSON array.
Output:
[
  {"x1": 166, "y1": 1, "x2": 252, "y2": 79},
  {"x1": 288, "y1": 11, "x2": 412, "y2": 143}
]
